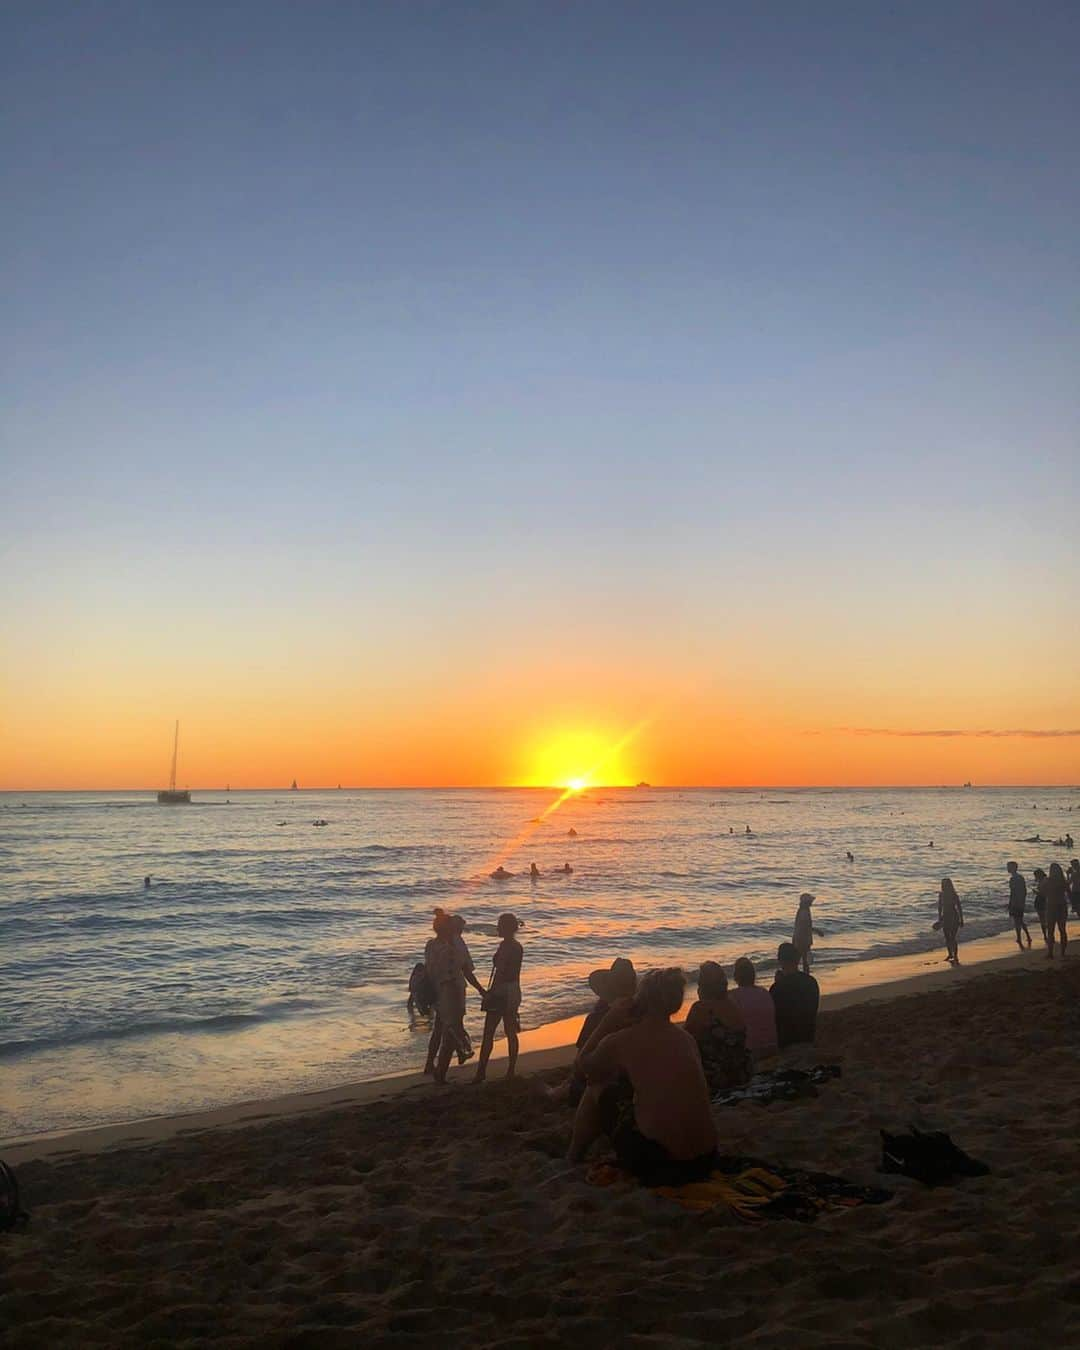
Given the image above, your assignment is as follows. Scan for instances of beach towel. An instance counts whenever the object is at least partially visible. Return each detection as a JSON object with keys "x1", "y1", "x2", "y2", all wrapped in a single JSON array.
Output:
[
  {"x1": 713, "y1": 1064, "x2": 841, "y2": 1107},
  {"x1": 585, "y1": 1153, "x2": 891, "y2": 1224}
]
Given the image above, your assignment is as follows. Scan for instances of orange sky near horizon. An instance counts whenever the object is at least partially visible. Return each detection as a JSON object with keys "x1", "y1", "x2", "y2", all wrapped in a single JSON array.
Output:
[{"x1": 3, "y1": 666, "x2": 1077, "y2": 789}]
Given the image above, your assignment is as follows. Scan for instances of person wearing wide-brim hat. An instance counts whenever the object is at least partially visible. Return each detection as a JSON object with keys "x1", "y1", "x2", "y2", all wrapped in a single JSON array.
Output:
[{"x1": 587, "y1": 956, "x2": 637, "y2": 1005}]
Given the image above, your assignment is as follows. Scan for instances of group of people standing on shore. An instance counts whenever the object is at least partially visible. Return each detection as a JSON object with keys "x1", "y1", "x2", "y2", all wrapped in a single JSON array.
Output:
[{"x1": 934, "y1": 859, "x2": 1077, "y2": 964}]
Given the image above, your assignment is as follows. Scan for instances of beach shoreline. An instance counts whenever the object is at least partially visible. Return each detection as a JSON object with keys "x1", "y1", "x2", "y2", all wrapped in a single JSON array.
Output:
[
  {"x1": 1, "y1": 929, "x2": 1047, "y2": 1165},
  {"x1": 4, "y1": 956, "x2": 1078, "y2": 1348}
]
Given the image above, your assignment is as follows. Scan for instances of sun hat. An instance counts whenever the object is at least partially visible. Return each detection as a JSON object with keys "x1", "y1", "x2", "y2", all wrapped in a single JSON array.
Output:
[{"x1": 588, "y1": 957, "x2": 637, "y2": 1001}]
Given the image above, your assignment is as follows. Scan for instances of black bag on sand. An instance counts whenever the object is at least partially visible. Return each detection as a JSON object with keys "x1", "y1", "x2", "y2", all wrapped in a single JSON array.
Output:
[
  {"x1": 0, "y1": 1159, "x2": 29, "y2": 1233},
  {"x1": 879, "y1": 1127, "x2": 989, "y2": 1186}
]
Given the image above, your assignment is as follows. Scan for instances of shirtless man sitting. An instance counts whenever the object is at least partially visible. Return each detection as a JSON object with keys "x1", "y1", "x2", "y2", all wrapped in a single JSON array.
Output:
[{"x1": 567, "y1": 968, "x2": 717, "y2": 1185}]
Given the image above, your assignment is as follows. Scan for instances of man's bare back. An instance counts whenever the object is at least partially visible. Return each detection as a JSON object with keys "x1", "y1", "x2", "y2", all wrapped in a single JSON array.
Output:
[{"x1": 604, "y1": 1020, "x2": 716, "y2": 1159}]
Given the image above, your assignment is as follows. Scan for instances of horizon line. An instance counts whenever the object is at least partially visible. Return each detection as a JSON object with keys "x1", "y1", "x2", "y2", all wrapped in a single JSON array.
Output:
[{"x1": 1, "y1": 782, "x2": 1077, "y2": 793}]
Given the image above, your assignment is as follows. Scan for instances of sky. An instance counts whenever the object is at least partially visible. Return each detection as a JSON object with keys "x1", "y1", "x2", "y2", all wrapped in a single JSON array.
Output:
[{"x1": 2, "y1": 1, "x2": 1078, "y2": 789}]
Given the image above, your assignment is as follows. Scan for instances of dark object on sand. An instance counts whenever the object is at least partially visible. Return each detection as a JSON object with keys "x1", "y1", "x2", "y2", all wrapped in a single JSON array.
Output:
[
  {"x1": 713, "y1": 1065, "x2": 841, "y2": 1107},
  {"x1": 880, "y1": 1127, "x2": 990, "y2": 1186},
  {"x1": 0, "y1": 1160, "x2": 29, "y2": 1233}
]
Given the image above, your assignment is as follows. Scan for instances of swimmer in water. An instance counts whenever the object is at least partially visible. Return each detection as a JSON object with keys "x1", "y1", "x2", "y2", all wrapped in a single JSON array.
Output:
[
  {"x1": 558, "y1": 862, "x2": 573, "y2": 874},
  {"x1": 846, "y1": 851, "x2": 854, "y2": 863},
  {"x1": 490, "y1": 866, "x2": 514, "y2": 881},
  {"x1": 144, "y1": 875, "x2": 151, "y2": 888},
  {"x1": 530, "y1": 863, "x2": 540, "y2": 879},
  {"x1": 568, "y1": 828, "x2": 577, "y2": 837},
  {"x1": 745, "y1": 825, "x2": 753, "y2": 835}
]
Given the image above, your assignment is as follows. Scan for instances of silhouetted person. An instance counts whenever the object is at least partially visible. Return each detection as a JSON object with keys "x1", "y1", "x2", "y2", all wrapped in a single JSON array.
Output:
[
  {"x1": 792, "y1": 892, "x2": 823, "y2": 973},
  {"x1": 423, "y1": 910, "x2": 472, "y2": 1080},
  {"x1": 846, "y1": 851, "x2": 854, "y2": 862},
  {"x1": 529, "y1": 862, "x2": 540, "y2": 879},
  {"x1": 1068, "y1": 860, "x2": 1080, "y2": 918},
  {"x1": 143, "y1": 875, "x2": 151, "y2": 888},
  {"x1": 1006, "y1": 861, "x2": 1032, "y2": 949},
  {"x1": 729, "y1": 956, "x2": 778, "y2": 1060},
  {"x1": 490, "y1": 865, "x2": 513, "y2": 880},
  {"x1": 684, "y1": 962, "x2": 750, "y2": 1095},
  {"x1": 570, "y1": 968, "x2": 717, "y2": 1184},
  {"x1": 770, "y1": 943, "x2": 819, "y2": 1048},
  {"x1": 1032, "y1": 868, "x2": 1049, "y2": 940},
  {"x1": 937, "y1": 878, "x2": 964, "y2": 963},
  {"x1": 1044, "y1": 862, "x2": 1069, "y2": 959},
  {"x1": 474, "y1": 912, "x2": 524, "y2": 1083}
]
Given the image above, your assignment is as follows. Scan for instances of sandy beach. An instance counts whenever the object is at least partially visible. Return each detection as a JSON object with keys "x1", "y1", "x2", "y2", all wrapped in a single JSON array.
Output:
[{"x1": 3, "y1": 953, "x2": 1079, "y2": 1348}]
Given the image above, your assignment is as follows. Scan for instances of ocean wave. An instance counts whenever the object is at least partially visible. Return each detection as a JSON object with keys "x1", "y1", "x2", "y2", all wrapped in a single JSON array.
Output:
[{"x1": 0, "y1": 998, "x2": 323, "y2": 1060}]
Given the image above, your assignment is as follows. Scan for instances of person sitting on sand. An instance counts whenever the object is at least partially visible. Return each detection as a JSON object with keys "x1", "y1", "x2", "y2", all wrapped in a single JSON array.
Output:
[
  {"x1": 684, "y1": 962, "x2": 751, "y2": 1095},
  {"x1": 474, "y1": 913, "x2": 524, "y2": 1083},
  {"x1": 1032, "y1": 869, "x2": 1049, "y2": 941},
  {"x1": 1006, "y1": 861, "x2": 1032, "y2": 950},
  {"x1": 1043, "y1": 862, "x2": 1069, "y2": 959},
  {"x1": 770, "y1": 942, "x2": 820, "y2": 1049},
  {"x1": 729, "y1": 956, "x2": 778, "y2": 1060},
  {"x1": 551, "y1": 958, "x2": 638, "y2": 1107},
  {"x1": 423, "y1": 911, "x2": 474, "y2": 1080},
  {"x1": 490, "y1": 865, "x2": 513, "y2": 881},
  {"x1": 792, "y1": 892, "x2": 823, "y2": 973},
  {"x1": 937, "y1": 878, "x2": 964, "y2": 963},
  {"x1": 569, "y1": 968, "x2": 717, "y2": 1185}
]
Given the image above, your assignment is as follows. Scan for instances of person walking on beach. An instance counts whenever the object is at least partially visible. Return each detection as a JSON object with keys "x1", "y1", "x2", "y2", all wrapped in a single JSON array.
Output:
[
  {"x1": 937, "y1": 878, "x2": 964, "y2": 963},
  {"x1": 1032, "y1": 868, "x2": 1049, "y2": 941},
  {"x1": 792, "y1": 893, "x2": 823, "y2": 973},
  {"x1": 424, "y1": 911, "x2": 478, "y2": 1080},
  {"x1": 474, "y1": 913, "x2": 524, "y2": 1083},
  {"x1": 1006, "y1": 862, "x2": 1032, "y2": 950},
  {"x1": 1043, "y1": 862, "x2": 1069, "y2": 959}
]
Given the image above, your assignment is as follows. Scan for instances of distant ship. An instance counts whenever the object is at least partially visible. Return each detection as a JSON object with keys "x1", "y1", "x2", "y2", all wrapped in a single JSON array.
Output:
[
  {"x1": 290, "y1": 779, "x2": 299, "y2": 790},
  {"x1": 962, "y1": 781, "x2": 974, "y2": 789},
  {"x1": 157, "y1": 721, "x2": 192, "y2": 804},
  {"x1": 635, "y1": 781, "x2": 651, "y2": 789}
]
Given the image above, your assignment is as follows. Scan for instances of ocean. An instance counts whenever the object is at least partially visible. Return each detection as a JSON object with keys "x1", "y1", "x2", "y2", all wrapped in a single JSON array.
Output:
[{"x1": 2, "y1": 785, "x2": 1076, "y2": 1139}]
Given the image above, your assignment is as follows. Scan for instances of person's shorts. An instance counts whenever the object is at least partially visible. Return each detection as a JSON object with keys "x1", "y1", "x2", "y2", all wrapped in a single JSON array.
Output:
[{"x1": 1008, "y1": 906, "x2": 1026, "y2": 919}]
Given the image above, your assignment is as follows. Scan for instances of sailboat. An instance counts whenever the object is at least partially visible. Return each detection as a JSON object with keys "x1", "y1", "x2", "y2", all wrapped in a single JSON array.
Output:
[{"x1": 157, "y1": 721, "x2": 192, "y2": 804}]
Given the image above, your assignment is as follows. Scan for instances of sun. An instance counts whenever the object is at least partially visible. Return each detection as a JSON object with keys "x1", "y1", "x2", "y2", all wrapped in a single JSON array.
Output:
[
  {"x1": 566, "y1": 776, "x2": 588, "y2": 792},
  {"x1": 517, "y1": 725, "x2": 642, "y2": 789}
]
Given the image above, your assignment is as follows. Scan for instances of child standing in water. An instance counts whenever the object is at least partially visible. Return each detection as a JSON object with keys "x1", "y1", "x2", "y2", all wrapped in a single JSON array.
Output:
[
  {"x1": 792, "y1": 893, "x2": 823, "y2": 974},
  {"x1": 474, "y1": 913, "x2": 524, "y2": 1083},
  {"x1": 937, "y1": 878, "x2": 964, "y2": 963}
]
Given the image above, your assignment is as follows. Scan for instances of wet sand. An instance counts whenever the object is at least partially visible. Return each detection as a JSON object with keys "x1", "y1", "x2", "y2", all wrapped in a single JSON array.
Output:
[{"x1": 3, "y1": 955, "x2": 1079, "y2": 1347}]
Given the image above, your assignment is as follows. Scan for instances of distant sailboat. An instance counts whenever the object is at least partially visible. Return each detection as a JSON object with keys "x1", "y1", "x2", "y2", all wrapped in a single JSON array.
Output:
[
  {"x1": 290, "y1": 779, "x2": 299, "y2": 791},
  {"x1": 157, "y1": 721, "x2": 192, "y2": 804}
]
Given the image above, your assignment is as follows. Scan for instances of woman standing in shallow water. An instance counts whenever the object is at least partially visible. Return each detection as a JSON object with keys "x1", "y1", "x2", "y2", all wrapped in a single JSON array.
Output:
[{"x1": 938, "y1": 878, "x2": 964, "y2": 963}]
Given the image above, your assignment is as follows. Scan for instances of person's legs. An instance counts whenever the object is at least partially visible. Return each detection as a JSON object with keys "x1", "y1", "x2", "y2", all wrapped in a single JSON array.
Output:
[
  {"x1": 1012, "y1": 916, "x2": 1024, "y2": 950},
  {"x1": 424, "y1": 1013, "x2": 442, "y2": 1074},
  {"x1": 473, "y1": 1010, "x2": 500, "y2": 1082},
  {"x1": 433, "y1": 1027, "x2": 455, "y2": 1083},
  {"x1": 567, "y1": 1085, "x2": 604, "y2": 1163},
  {"x1": 505, "y1": 1014, "x2": 520, "y2": 1078},
  {"x1": 1021, "y1": 917, "x2": 1032, "y2": 947}
]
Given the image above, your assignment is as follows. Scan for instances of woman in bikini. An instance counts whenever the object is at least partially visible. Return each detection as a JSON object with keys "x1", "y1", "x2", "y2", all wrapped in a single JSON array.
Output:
[
  {"x1": 937, "y1": 878, "x2": 964, "y2": 963},
  {"x1": 473, "y1": 913, "x2": 524, "y2": 1082}
]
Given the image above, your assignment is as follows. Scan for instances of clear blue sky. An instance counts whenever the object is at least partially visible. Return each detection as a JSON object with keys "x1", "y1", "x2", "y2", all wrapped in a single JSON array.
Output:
[{"x1": 3, "y1": 2, "x2": 1078, "y2": 785}]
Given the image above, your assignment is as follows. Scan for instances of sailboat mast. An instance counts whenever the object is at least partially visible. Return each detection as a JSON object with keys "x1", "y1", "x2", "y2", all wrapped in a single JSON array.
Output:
[{"x1": 170, "y1": 720, "x2": 179, "y2": 792}]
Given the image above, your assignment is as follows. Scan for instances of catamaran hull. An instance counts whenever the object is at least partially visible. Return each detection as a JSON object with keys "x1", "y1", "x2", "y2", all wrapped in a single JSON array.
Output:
[{"x1": 156, "y1": 790, "x2": 192, "y2": 804}]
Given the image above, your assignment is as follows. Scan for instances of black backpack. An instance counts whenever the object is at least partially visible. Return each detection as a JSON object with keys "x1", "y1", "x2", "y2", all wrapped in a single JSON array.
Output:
[
  {"x1": 0, "y1": 1160, "x2": 29, "y2": 1233},
  {"x1": 880, "y1": 1128, "x2": 989, "y2": 1186}
]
